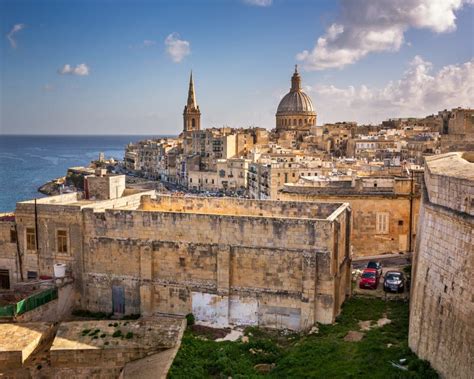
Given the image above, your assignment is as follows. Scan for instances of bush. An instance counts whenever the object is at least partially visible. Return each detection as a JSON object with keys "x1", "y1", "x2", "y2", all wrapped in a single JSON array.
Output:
[
  {"x1": 112, "y1": 330, "x2": 122, "y2": 338},
  {"x1": 186, "y1": 313, "x2": 195, "y2": 326},
  {"x1": 125, "y1": 332, "x2": 134, "y2": 339}
]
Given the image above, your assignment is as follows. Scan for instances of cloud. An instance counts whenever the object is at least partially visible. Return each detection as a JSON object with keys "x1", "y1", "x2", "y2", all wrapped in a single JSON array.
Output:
[
  {"x1": 42, "y1": 84, "x2": 54, "y2": 92},
  {"x1": 6, "y1": 23, "x2": 26, "y2": 48},
  {"x1": 58, "y1": 63, "x2": 90, "y2": 76},
  {"x1": 165, "y1": 33, "x2": 190, "y2": 63},
  {"x1": 243, "y1": 0, "x2": 272, "y2": 6},
  {"x1": 297, "y1": 0, "x2": 473, "y2": 70},
  {"x1": 306, "y1": 56, "x2": 473, "y2": 124}
]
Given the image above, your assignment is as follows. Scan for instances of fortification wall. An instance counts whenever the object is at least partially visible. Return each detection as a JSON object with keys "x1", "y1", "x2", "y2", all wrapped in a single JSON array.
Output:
[
  {"x1": 80, "y1": 199, "x2": 351, "y2": 329},
  {"x1": 139, "y1": 194, "x2": 340, "y2": 219},
  {"x1": 409, "y1": 153, "x2": 473, "y2": 379}
]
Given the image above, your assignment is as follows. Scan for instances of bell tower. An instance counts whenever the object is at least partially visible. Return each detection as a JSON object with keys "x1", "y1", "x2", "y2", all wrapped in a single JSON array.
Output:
[{"x1": 183, "y1": 71, "x2": 201, "y2": 133}]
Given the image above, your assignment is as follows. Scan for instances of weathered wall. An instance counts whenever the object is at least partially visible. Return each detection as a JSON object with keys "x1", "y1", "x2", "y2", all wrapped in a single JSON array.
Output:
[
  {"x1": 79, "y1": 196, "x2": 351, "y2": 329},
  {"x1": 0, "y1": 219, "x2": 19, "y2": 287},
  {"x1": 8, "y1": 193, "x2": 351, "y2": 330},
  {"x1": 277, "y1": 192, "x2": 419, "y2": 257},
  {"x1": 15, "y1": 283, "x2": 75, "y2": 323},
  {"x1": 409, "y1": 153, "x2": 474, "y2": 379}
]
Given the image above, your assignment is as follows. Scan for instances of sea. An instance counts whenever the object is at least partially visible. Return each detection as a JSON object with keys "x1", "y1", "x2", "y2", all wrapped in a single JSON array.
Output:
[{"x1": 0, "y1": 135, "x2": 157, "y2": 213}]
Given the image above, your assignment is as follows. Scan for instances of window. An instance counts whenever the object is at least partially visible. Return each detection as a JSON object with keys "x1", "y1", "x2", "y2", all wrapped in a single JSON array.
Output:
[
  {"x1": 27, "y1": 271, "x2": 37, "y2": 280},
  {"x1": 398, "y1": 220, "x2": 404, "y2": 226},
  {"x1": 376, "y1": 212, "x2": 389, "y2": 234},
  {"x1": 179, "y1": 257, "x2": 185, "y2": 267},
  {"x1": 10, "y1": 229, "x2": 17, "y2": 243},
  {"x1": 26, "y1": 228, "x2": 36, "y2": 250},
  {"x1": 57, "y1": 230, "x2": 68, "y2": 253}
]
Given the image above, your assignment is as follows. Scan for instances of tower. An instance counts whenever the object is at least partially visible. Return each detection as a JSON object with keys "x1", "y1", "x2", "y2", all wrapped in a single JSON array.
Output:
[{"x1": 183, "y1": 71, "x2": 201, "y2": 133}]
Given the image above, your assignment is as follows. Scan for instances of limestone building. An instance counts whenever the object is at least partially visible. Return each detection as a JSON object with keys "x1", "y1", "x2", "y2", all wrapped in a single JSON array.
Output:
[
  {"x1": 276, "y1": 66, "x2": 317, "y2": 134},
  {"x1": 0, "y1": 173, "x2": 352, "y2": 330},
  {"x1": 279, "y1": 173, "x2": 421, "y2": 257},
  {"x1": 409, "y1": 152, "x2": 473, "y2": 379}
]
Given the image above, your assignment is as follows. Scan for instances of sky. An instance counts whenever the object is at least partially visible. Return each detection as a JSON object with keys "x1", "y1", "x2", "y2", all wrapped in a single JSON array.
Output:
[{"x1": 1, "y1": 0, "x2": 473, "y2": 135}]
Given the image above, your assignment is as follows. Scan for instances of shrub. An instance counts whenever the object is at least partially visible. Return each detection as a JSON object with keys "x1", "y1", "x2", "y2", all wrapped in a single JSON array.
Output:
[
  {"x1": 112, "y1": 330, "x2": 122, "y2": 338},
  {"x1": 186, "y1": 313, "x2": 195, "y2": 326},
  {"x1": 125, "y1": 332, "x2": 134, "y2": 339}
]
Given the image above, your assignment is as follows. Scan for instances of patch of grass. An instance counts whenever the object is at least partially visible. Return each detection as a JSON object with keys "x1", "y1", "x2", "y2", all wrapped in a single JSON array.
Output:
[
  {"x1": 169, "y1": 297, "x2": 438, "y2": 378},
  {"x1": 186, "y1": 313, "x2": 195, "y2": 326}
]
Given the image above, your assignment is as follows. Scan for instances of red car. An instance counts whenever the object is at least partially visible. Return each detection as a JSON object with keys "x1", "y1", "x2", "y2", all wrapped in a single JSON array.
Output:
[{"x1": 359, "y1": 268, "x2": 380, "y2": 290}]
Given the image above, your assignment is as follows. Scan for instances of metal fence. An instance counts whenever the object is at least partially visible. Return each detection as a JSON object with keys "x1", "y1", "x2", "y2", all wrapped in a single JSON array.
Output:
[{"x1": 0, "y1": 288, "x2": 58, "y2": 317}]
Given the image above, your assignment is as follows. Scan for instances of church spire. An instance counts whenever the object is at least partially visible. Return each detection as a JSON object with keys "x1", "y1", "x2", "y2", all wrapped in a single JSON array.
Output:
[
  {"x1": 183, "y1": 70, "x2": 201, "y2": 133},
  {"x1": 187, "y1": 70, "x2": 197, "y2": 109}
]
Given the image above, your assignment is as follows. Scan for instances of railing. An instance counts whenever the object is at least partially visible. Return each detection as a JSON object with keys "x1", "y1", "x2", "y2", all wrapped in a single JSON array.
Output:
[{"x1": 0, "y1": 288, "x2": 58, "y2": 317}]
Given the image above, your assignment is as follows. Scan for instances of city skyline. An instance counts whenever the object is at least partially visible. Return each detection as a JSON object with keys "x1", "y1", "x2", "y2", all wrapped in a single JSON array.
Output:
[{"x1": 1, "y1": 0, "x2": 473, "y2": 135}]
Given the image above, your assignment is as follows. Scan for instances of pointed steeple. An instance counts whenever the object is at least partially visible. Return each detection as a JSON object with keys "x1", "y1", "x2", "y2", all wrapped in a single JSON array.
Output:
[
  {"x1": 183, "y1": 70, "x2": 201, "y2": 133},
  {"x1": 187, "y1": 70, "x2": 198, "y2": 109},
  {"x1": 291, "y1": 64, "x2": 301, "y2": 92}
]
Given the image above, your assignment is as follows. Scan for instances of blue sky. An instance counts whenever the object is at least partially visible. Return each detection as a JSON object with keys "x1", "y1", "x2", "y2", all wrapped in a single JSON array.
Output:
[{"x1": 1, "y1": 0, "x2": 473, "y2": 135}]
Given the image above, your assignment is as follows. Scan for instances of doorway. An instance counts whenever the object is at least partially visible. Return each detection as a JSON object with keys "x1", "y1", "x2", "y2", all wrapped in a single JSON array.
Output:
[
  {"x1": 112, "y1": 285, "x2": 125, "y2": 314},
  {"x1": 0, "y1": 269, "x2": 10, "y2": 289}
]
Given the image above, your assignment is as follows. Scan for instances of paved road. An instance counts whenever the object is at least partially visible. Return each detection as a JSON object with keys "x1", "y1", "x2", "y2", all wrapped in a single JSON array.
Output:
[{"x1": 352, "y1": 255, "x2": 411, "y2": 269}]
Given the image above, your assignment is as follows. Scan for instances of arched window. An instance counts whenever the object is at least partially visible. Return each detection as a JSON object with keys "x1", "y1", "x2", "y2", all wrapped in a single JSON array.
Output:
[
  {"x1": 293, "y1": 119, "x2": 296, "y2": 126},
  {"x1": 192, "y1": 118, "x2": 196, "y2": 128},
  {"x1": 299, "y1": 119, "x2": 302, "y2": 126}
]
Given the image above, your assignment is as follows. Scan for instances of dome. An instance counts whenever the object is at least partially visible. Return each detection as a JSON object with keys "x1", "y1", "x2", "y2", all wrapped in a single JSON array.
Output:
[
  {"x1": 276, "y1": 66, "x2": 316, "y2": 115},
  {"x1": 277, "y1": 91, "x2": 314, "y2": 114}
]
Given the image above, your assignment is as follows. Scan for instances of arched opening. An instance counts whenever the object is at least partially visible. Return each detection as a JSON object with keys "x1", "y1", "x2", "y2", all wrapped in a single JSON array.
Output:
[
  {"x1": 192, "y1": 118, "x2": 196, "y2": 128},
  {"x1": 299, "y1": 119, "x2": 302, "y2": 126}
]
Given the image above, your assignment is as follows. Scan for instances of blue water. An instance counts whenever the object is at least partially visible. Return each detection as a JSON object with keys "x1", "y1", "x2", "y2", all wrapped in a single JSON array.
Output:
[{"x1": 0, "y1": 135, "x2": 156, "y2": 212}]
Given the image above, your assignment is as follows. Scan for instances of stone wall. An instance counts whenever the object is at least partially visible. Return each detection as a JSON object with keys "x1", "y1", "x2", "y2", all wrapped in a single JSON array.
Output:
[
  {"x1": 79, "y1": 196, "x2": 351, "y2": 329},
  {"x1": 0, "y1": 218, "x2": 19, "y2": 287},
  {"x1": 277, "y1": 192, "x2": 419, "y2": 257},
  {"x1": 409, "y1": 152, "x2": 473, "y2": 379},
  {"x1": 8, "y1": 193, "x2": 351, "y2": 330}
]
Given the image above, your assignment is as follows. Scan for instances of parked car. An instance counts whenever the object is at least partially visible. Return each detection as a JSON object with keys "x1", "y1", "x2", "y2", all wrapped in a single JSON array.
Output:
[
  {"x1": 383, "y1": 271, "x2": 405, "y2": 293},
  {"x1": 366, "y1": 261, "x2": 383, "y2": 277},
  {"x1": 359, "y1": 268, "x2": 380, "y2": 290}
]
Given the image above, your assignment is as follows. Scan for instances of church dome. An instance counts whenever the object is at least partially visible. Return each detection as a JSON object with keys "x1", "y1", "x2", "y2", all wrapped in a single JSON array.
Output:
[
  {"x1": 277, "y1": 91, "x2": 314, "y2": 114},
  {"x1": 276, "y1": 66, "x2": 316, "y2": 115}
]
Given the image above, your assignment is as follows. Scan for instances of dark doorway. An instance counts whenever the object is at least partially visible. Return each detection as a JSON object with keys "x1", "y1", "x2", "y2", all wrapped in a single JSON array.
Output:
[
  {"x1": 112, "y1": 285, "x2": 125, "y2": 314},
  {"x1": 0, "y1": 269, "x2": 10, "y2": 289}
]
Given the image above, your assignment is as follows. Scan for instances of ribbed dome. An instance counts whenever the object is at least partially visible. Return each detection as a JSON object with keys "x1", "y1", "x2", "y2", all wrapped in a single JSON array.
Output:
[
  {"x1": 277, "y1": 91, "x2": 314, "y2": 114},
  {"x1": 276, "y1": 66, "x2": 315, "y2": 115}
]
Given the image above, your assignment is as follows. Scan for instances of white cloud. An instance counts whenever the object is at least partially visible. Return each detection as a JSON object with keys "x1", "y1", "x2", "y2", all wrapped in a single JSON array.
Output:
[
  {"x1": 164, "y1": 33, "x2": 190, "y2": 63},
  {"x1": 306, "y1": 56, "x2": 473, "y2": 124},
  {"x1": 58, "y1": 63, "x2": 90, "y2": 76},
  {"x1": 6, "y1": 23, "x2": 26, "y2": 48},
  {"x1": 42, "y1": 84, "x2": 54, "y2": 92},
  {"x1": 297, "y1": 0, "x2": 473, "y2": 70},
  {"x1": 244, "y1": 0, "x2": 272, "y2": 6}
]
